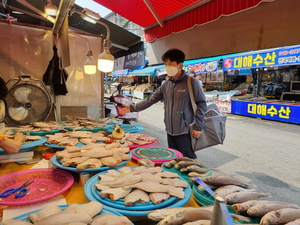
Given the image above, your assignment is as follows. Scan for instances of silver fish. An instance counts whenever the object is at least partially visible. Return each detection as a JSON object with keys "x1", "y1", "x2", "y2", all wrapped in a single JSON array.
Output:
[
  {"x1": 260, "y1": 208, "x2": 300, "y2": 225},
  {"x1": 247, "y1": 201, "x2": 299, "y2": 217}
]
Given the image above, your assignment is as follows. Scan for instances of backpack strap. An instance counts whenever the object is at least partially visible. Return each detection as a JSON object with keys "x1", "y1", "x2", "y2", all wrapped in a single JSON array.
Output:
[{"x1": 187, "y1": 76, "x2": 197, "y2": 116}]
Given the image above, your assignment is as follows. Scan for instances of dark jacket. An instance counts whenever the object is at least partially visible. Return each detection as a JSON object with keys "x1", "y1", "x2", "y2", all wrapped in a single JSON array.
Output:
[{"x1": 130, "y1": 71, "x2": 207, "y2": 136}]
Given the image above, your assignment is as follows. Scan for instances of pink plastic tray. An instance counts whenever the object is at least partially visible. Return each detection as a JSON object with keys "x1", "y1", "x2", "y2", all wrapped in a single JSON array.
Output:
[
  {"x1": 128, "y1": 140, "x2": 158, "y2": 150},
  {"x1": 131, "y1": 147, "x2": 183, "y2": 166},
  {"x1": 0, "y1": 168, "x2": 74, "y2": 205}
]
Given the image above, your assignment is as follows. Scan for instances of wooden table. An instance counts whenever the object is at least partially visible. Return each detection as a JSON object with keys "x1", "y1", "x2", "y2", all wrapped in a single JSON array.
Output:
[{"x1": 0, "y1": 146, "x2": 201, "y2": 224}]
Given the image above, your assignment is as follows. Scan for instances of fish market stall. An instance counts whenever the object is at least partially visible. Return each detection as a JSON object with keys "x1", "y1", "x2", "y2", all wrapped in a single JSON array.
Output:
[
  {"x1": 121, "y1": 84, "x2": 136, "y2": 98},
  {"x1": 133, "y1": 84, "x2": 156, "y2": 99},
  {"x1": 0, "y1": 147, "x2": 200, "y2": 225},
  {"x1": 1, "y1": 123, "x2": 300, "y2": 225},
  {"x1": 204, "y1": 90, "x2": 247, "y2": 113}
]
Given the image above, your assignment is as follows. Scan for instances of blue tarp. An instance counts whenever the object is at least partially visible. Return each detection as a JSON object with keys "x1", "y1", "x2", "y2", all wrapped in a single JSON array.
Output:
[
  {"x1": 122, "y1": 52, "x2": 244, "y2": 77},
  {"x1": 128, "y1": 64, "x2": 164, "y2": 76},
  {"x1": 112, "y1": 69, "x2": 129, "y2": 76}
]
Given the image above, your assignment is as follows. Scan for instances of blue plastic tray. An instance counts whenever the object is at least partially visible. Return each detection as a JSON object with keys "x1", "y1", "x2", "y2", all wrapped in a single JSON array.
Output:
[
  {"x1": 0, "y1": 137, "x2": 47, "y2": 154},
  {"x1": 84, "y1": 167, "x2": 192, "y2": 216},
  {"x1": 64, "y1": 127, "x2": 104, "y2": 132},
  {"x1": 51, "y1": 153, "x2": 132, "y2": 173},
  {"x1": 87, "y1": 172, "x2": 177, "y2": 210},
  {"x1": 9, "y1": 204, "x2": 132, "y2": 224},
  {"x1": 85, "y1": 180, "x2": 192, "y2": 216},
  {"x1": 43, "y1": 141, "x2": 87, "y2": 149},
  {"x1": 20, "y1": 129, "x2": 62, "y2": 136},
  {"x1": 104, "y1": 124, "x2": 144, "y2": 133}
]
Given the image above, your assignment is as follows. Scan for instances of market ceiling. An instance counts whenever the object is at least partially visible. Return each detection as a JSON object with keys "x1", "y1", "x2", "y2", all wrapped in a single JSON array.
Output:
[
  {"x1": 93, "y1": 0, "x2": 275, "y2": 42},
  {"x1": 0, "y1": 0, "x2": 142, "y2": 56}
]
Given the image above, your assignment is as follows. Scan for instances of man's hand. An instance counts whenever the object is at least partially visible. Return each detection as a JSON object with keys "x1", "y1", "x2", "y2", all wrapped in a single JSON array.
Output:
[
  {"x1": 14, "y1": 132, "x2": 27, "y2": 142},
  {"x1": 119, "y1": 105, "x2": 131, "y2": 115},
  {"x1": 192, "y1": 130, "x2": 202, "y2": 139}
]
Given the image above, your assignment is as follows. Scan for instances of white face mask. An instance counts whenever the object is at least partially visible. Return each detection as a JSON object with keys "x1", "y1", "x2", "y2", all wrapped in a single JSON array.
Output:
[{"x1": 165, "y1": 66, "x2": 178, "y2": 77}]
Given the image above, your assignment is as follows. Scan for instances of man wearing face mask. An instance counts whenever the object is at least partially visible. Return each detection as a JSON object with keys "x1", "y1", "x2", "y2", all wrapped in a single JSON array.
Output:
[{"x1": 120, "y1": 48, "x2": 207, "y2": 159}]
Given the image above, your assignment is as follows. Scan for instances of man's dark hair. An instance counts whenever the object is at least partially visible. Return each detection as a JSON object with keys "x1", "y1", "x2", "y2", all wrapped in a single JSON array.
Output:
[
  {"x1": 0, "y1": 77, "x2": 8, "y2": 100},
  {"x1": 161, "y1": 48, "x2": 185, "y2": 64}
]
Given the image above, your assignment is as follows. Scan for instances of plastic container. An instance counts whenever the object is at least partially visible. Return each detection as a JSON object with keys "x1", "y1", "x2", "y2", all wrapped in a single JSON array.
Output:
[
  {"x1": 0, "y1": 137, "x2": 47, "y2": 154},
  {"x1": 0, "y1": 168, "x2": 74, "y2": 205},
  {"x1": 51, "y1": 153, "x2": 132, "y2": 173},
  {"x1": 84, "y1": 167, "x2": 192, "y2": 216}
]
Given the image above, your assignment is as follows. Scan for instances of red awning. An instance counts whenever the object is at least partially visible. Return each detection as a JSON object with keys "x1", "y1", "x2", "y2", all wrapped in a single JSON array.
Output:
[
  {"x1": 93, "y1": 0, "x2": 275, "y2": 42},
  {"x1": 93, "y1": 0, "x2": 211, "y2": 28}
]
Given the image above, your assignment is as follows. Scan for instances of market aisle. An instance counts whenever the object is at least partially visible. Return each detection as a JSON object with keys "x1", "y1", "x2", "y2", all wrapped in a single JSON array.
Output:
[{"x1": 131, "y1": 99, "x2": 300, "y2": 206}]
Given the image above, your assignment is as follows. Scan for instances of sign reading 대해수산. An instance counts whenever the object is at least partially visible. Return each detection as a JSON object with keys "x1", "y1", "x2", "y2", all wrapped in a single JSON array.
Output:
[
  {"x1": 222, "y1": 45, "x2": 300, "y2": 70},
  {"x1": 231, "y1": 100, "x2": 300, "y2": 124}
]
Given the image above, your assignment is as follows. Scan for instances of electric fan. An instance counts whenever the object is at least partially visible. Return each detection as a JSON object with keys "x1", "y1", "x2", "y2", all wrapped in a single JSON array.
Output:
[{"x1": 5, "y1": 75, "x2": 53, "y2": 127}]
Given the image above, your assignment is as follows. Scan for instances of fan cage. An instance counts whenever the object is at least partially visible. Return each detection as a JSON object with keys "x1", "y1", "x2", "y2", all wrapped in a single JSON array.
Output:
[{"x1": 5, "y1": 76, "x2": 53, "y2": 127}]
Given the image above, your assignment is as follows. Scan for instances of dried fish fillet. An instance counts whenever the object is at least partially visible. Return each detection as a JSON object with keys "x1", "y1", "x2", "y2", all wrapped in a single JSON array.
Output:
[{"x1": 125, "y1": 189, "x2": 150, "y2": 206}]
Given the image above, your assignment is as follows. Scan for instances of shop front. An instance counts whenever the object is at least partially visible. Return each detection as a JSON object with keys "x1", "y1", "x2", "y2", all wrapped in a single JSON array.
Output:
[{"x1": 223, "y1": 44, "x2": 300, "y2": 124}]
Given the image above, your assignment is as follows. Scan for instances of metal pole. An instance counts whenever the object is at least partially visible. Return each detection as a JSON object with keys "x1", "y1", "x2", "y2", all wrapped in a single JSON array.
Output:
[
  {"x1": 210, "y1": 196, "x2": 234, "y2": 225},
  {"x1": 193, "y1": 177, "x2": 235, "y2": 225},
  {"x1": 100, "y1": 71, "x2": 105, "y2": 118}
]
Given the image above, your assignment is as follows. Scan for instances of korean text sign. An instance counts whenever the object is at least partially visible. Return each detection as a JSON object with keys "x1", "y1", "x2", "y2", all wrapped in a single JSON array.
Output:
[
  {"x1": 222, "y1": 45, "x2": 300, "y2": 70},
  {"x1": 231, "y1": 100, "x2": 300, "y2": 124}
]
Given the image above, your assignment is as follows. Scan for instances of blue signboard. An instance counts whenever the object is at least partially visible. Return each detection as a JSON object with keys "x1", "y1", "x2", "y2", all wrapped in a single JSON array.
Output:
[
  {"x1": 231, "y1": 100, "x2": 300, "y2": 124},
  {"x1": 184, "y1": 60, "x2": 219, "y2": 73},
  {"x1": 227, "y1": 69, "x2": 252, "y2": 76},
  {"x1": 112, "y1": 69, "x2": 129, "y2": 76},
  {"x1": 155, "y1": 60, "x2": 220, "y2": 75},
  {"x1": 223, "y1": 45, "x2": 300, "y2": 70}
]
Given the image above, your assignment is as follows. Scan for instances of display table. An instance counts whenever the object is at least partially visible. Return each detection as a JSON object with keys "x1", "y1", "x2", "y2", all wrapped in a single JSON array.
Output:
[{"x1": 0, "y1": 146, "x2": 200, "y2": 224}]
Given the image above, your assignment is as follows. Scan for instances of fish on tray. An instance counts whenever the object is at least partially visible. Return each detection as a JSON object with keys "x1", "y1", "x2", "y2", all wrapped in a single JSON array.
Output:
[
  {"x1": 76, "y1": 158, "x2": 102, "y2": 170},
  {"x1": 99, "y1": 173, "x2": 142, "y2": 188},
  {"x1": 214, "y1": 184, "x2": 256, "y2": 197},
  {"x1": 157, "y1": 208, "x2": 212, "y2": 225},
  {"x1": 100, "y1": 187, "x2": 132, "y2": 201},
  {"x1": 98, "y1": 170, "x2": 122, "y2": 182},
  {"x1": 130, "y1": 166, "x2": 162, "y2": 175},
  {"x1": 246, "y1": 201, "x2": 300, "y2": 217},
  {"x1": 286, "y1": 219, "x2": 300, "y2": 225},
  {"x1": 79, "y1": 138, "x2": 97, "y2": 145},
  {"x1": 61, "y1": 157, "x2": 89, "y2": 167},
  {"x1": 180, "y1": 165, "x2": 215, "y2": 174},
  {"x1": 149, "y1": 192, "x2": 170, "y2": 205},
  {"x1": 123, "y1": 181, "x2": 169, "y2": 193},
  {"x1": 100, "y1": 155, "x2": 122, "y2": 167},
  {"x1": 161, "y1": 178, "x2": 188, "y2": 188},
  {"x1": 124, "y1": 189, "x2": 150, "y2": 206},
  {"x1": 140, "y1": 173, "x2": 163, "y2": 183},
  {"x1": 91, "y1": 213, "x2": 132, "y2": 225},
  {"x1": 225, "y1": 191, "x2": 270, "y2": 205},
  {"x1": 200, "y1": 175, "x2": 252, "y2": 187},
  {"x1": 163, "y1": 185, "x2": 185, "y2": 199},
  {"x1": 155, "y1": 171, "x2": 180, "y2": 178},
  {"x1": 79, "y1": 149, "x2": 113, "y2": 158},
  {"x1": 58, "y1": 138, "x2": 79, "y2": 146},
  {"x1": 260, "y1": 208, "x2": 300, "y2": 225},
  {"x1": 56, "y1": 150, "x2": 82, "y2": 161}
]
